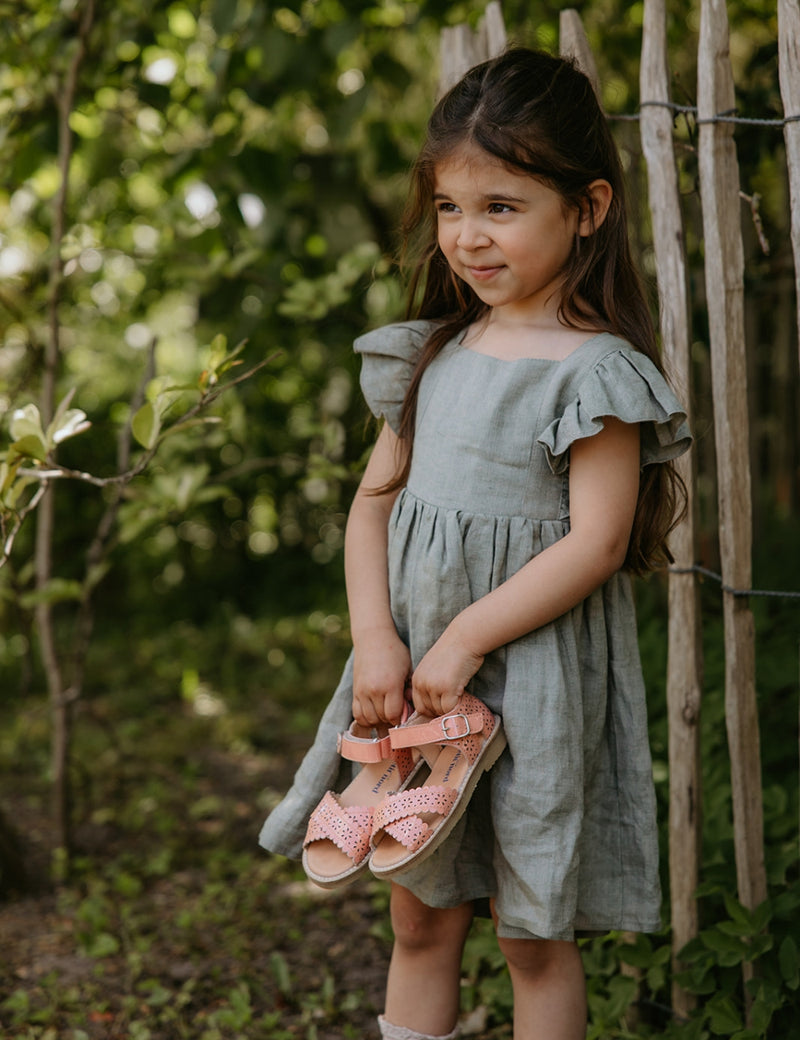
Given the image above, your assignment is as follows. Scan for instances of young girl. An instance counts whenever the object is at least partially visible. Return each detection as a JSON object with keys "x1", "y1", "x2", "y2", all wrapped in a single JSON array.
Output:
[{"x1": 260, "y1": 48, "x2": 691, "y2": 1040}]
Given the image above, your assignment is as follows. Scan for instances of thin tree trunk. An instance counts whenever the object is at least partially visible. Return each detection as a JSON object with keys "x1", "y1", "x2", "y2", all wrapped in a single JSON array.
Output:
[{"x1": 37, "y1": 0, "x2": 96, "y2": 856}]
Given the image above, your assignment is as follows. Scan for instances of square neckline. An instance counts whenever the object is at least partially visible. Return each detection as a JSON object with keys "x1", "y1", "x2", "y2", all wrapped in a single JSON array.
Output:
[{"x1": 454, "y1": 329, "x2": 608, "y2": 365}]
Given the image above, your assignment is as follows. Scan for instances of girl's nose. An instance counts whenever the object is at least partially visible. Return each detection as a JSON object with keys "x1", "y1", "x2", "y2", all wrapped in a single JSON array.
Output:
[{"x1": 456, "y1": 219, "x2": 490, "y2": 250}]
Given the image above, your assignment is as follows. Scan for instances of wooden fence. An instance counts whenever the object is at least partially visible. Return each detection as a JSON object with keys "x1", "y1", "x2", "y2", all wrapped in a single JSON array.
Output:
[{"x1": 443, "y1": 0, "x2": 800, "y2": 1021}]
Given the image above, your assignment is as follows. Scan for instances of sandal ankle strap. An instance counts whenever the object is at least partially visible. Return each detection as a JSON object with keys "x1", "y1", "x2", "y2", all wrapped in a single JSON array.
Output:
[
  {"x1": 388, "y1": 709, "x2": 487, "y2": 751},
  {"x1": 337, "y1": 724, "x2": 393, "y2": 763}
]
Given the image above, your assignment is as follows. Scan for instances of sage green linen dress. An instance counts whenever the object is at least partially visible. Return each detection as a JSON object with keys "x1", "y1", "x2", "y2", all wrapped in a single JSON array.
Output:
[{"x1": 259, "y1": 320, "x2": 691, "y2": 941}]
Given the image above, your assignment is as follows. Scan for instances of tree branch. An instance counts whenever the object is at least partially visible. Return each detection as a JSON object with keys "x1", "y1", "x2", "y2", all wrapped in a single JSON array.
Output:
[{"x1": 16, "y1": 355, "x2": 277, "y2": 488}]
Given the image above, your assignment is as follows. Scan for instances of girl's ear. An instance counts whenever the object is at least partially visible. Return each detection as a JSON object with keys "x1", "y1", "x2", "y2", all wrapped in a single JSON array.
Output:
[{"x1": 578, "y1": 179, "x2": 613, "y2": 237}]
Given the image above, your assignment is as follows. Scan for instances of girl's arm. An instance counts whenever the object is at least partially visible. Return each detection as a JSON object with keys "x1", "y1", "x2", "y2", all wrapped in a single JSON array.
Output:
[
  {"x1": 411, "y1": 417, "x2": 641, "y2": 716},
  {"x1": 345, "y1": 423, "x2": 412, "y2": 726}
]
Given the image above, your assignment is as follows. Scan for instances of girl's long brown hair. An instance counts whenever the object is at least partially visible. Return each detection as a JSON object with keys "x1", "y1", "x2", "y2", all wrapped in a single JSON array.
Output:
[{"x1": 378, "y1": 48, "x2": 685, "y2": 574}]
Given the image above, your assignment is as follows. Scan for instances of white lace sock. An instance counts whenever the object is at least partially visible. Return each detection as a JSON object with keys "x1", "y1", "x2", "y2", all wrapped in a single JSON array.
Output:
[{"x1": 377, "y1": 1015, "x2": 459, "y2": 1039}]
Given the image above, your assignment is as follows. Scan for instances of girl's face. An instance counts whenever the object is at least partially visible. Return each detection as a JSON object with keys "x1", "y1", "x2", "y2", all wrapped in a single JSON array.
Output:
[{"x1": 433, "y1": 143, "x2": 580, "y2": 324}]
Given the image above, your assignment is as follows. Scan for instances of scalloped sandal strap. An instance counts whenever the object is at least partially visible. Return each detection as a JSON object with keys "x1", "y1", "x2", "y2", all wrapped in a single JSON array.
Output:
[
  {"x1": 371, "y1": 785, "x2": 459, "y2": 852},
  {"x1": 303, "y1": 791, "x2": 373, "y2": 864}
]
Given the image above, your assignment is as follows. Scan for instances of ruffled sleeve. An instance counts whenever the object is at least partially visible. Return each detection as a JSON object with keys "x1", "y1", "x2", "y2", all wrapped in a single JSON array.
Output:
[
  {"x1": 354, "y1": 320, "x2": 434, "y2": 434},
  {"x1": 537, "y1": 347, "x2": 692, "y2": 475}
]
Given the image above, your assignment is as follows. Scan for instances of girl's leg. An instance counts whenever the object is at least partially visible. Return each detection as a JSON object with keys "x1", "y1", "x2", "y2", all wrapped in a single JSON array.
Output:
[
  {"x1": 495, "y1": 925, "x2": 587, "y2": 1040},
  {"x1": 382, "y1": 883, "x2": 473, "y2": 1037}
]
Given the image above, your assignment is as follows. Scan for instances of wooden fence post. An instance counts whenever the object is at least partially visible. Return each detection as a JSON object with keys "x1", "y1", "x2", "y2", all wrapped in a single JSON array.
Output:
[
  {"x1": 777, "y1": 0, "x2": 800, "y2": 875},
  {"x1": 697, "y1": 0, "x2": 767, "y2": 984},
  {"x1": 439, "y1": 0, "x2": 506, "y2": 95},
  {"x1": 558, "y1": 9, "x2": 600, "y2": 95},
  {"x1": 778, "y1": 0, "x2": 800, "y2": 372},
  {"x1": 640, "y1": 0, "x2": 704, "y2": 1018},
  {"x1": 558, "y1": 13, "x2": 652, "y2": 1026}
]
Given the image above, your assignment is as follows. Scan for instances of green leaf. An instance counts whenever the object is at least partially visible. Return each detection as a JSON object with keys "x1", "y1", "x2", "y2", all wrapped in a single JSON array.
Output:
[
  {"x1": 86, "y1": 932, "x2": 120, "y2": 958},
  {"x1": 207, "y1": 332, "x2": 228, "y2": 370},
  {"x1": 603, "y1": 974, "x2": 638, "y2": 1021},
  {"x1": 132, "y1": 401, "x2": 160, "y2": 449},
  {"x1": 679, "y1": 935, "x2": 714, "y2": 962},
  {"x1": 85, "y1": 561, "x2": 111, "y2": 592},
  {"x1": 779, "y1": 935, "x2": 799, "y2": 986},
  {"x1": 1, "y1": 988, "x2": 30, "y2": 1014},
  {"x1": 718, "y1": 920, "x2": 754, "y2": 938},
  {"x1": 9, "y1": 403, "x2": 45, "y2": 443},
  {"x1": 678, "y1": 972, "x2": 718, "y2": 996},
  {"x1": 270, "y1": 952, "x2": 292, "y2": 997},
  {"x1": 706, "y1": 993, "x2": 743, "y2": 1034},
  {"x1": 157, "y1": 416, "x2": 222, "y2": 442},
  {"x1": 743, "y1": 933, "x2": 773, "y2": 961},
  {"x1": 748, "y1": 990, "x2": 777, "y2": 1033},
  {"x1": 677, "y1": 1016, "x2": 711, "y2": 1040},
  {"x1": 214, "y1": 338, "x2": 248, "y2": 378},
  {"x1": 0, "y1": 457, "x2": 22, "y2": 494},
  {"x1": 10, "y1": 434, "x2": 49, "y2": 462},
  {"x1": 722, "y1": 893, "x2": 756, "y2": 934},
  {"x1": 617, "y1": 938, "x2": 654, "y2": 968},
  {"x1": 646, "y1": 963, "x2": 666, "y2": 993},
  {"x1": 700, "y1": 927, "x2": 746, "y2": 960},
  {"x1": 771, "y1": 887, "x2": 800, "y2": 921},
  {"x1": 694, "y1": 879, "x2": 726, "y2": 899},
  {"x1": 20, "y1": 578, "x2": 84, "y2": 608},
  {"x1": 48, "y1": 407, "x2": 90, "y2": 446},
  {"x1": 750, "y1": 900, "x2": 772, "y2": 933},
  {"x1": 2, "y1": 472, "x2": 38, "y2": 510}
]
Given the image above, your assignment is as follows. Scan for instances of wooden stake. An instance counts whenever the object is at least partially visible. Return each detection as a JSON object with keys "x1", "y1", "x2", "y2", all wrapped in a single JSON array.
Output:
[
  {"x1": 697, "y1": 0, "x2": 766, "y2": 935},
  {"x1": 778, "y1": 0, "x2": 800, "y2": 373},
  {"x1": 439, "y1": 0, "x2": 506, "y2": 95},
  {"x1": 640, "y1": 0, "x2": 704, "y2": 1017},
  {"x1": 559, "y1": 9, "x2": 600, "y2": 96}
]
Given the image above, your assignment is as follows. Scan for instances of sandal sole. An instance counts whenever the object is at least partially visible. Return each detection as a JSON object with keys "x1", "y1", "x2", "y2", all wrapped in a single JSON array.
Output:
[{"x1": 301, "y1": 848, "x2": 372, "y2": 890}]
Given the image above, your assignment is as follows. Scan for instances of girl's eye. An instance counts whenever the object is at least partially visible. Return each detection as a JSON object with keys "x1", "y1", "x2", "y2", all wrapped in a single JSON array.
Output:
[
  {"x1": 488, "y1": 202, "x2": 513, "y2": 214},
  {"x1": 436, "y1": 202, "x2": 458, "y2": 214}
]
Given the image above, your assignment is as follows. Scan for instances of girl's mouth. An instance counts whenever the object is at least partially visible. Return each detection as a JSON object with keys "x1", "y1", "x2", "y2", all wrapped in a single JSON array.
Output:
[{"x1": 467, "y1": 265, "x2": 504, "y2": 281}]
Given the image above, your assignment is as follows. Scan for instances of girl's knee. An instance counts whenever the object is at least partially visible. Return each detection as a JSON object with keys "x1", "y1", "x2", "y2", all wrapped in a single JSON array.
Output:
[
  {"x1": 390, "y1": 885, "x2": 472, "y2": 952},
  {"x1": 496, "y1": 935, "x2": 579, "y2": 978}
]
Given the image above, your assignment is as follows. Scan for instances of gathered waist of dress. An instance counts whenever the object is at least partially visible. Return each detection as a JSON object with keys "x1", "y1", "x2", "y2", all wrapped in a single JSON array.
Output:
[{"x1": 396, "y1": 484, "x2": 569, "y2": 531}]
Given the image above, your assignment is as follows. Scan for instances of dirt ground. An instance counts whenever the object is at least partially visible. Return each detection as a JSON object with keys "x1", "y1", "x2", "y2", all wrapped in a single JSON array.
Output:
[
  {"x1": 0, "y1": 744, "x2": 395, "y2": 1038},
  {"x1": 0, "y1": 740, "x2": 505, "y2": 1039}
]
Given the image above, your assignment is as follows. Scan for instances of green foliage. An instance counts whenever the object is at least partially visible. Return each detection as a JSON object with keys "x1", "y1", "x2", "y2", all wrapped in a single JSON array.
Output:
[
  {"x1": 664, "y1": 885, "x2": 800, "y2": 1038},
  {"x1": 461, "y1": 918, "x2": 515, "y2": 1025}
]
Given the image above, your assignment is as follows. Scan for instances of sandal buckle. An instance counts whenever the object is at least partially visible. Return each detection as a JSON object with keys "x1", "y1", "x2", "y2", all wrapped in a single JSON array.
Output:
[{"x1": 441, "y1": 713, "x2": 470, "y2": 740}]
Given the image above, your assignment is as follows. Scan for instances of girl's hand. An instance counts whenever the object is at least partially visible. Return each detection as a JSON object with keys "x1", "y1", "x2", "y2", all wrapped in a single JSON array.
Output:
[
  {"x1": 352, "y1": 627, "x2": 412, "y2": 727},
  {"x1": 411, "y1": 623, "x2": 485, "y2": 718}
]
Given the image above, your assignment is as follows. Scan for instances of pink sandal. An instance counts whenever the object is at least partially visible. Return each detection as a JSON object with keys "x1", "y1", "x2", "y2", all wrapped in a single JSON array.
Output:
[
  {"x1": 369, "y1": 693, "x2": 506, "y2": 878},
  {"x1": 302, "y1": 720, "x2": 424, "y2": 889}
]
